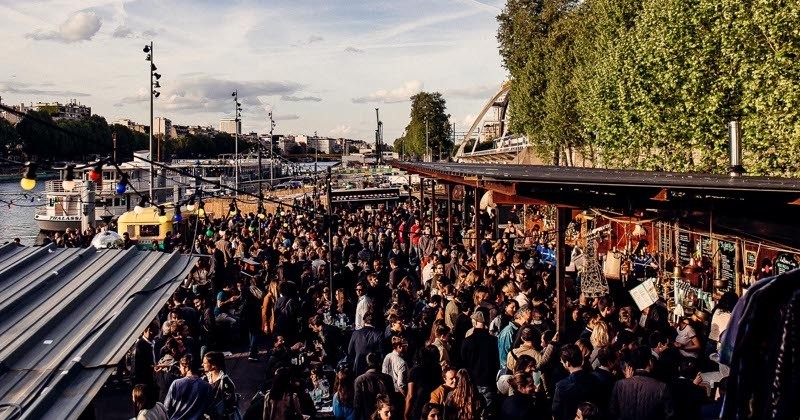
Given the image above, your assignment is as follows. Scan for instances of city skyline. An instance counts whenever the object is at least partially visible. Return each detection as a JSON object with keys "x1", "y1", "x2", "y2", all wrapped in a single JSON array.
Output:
[{"x1": 1, "y1": 0, "x2": 508, "y2": 142}]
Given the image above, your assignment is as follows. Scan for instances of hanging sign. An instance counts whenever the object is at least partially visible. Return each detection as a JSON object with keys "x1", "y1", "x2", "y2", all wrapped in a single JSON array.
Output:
[
  {"x1": 775, "y1": 253, "x2": 799, "y2": 275},
  {"x1": 716, "y1": 240, "x2": 736, "y2": 294},
  {"x1": 678, "y1": 231, "x2": 692, "y2": 266}
]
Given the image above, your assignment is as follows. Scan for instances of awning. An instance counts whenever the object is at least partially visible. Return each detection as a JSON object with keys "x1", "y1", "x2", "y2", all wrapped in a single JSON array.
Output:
[{"x1": 0, "y1": 243, "x2": 197, "y2": 420}]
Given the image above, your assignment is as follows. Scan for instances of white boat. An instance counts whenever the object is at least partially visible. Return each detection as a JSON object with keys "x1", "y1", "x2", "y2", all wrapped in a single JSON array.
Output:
[{"x1": 34, "y1": 151, "x2": 287, "y2": 232}]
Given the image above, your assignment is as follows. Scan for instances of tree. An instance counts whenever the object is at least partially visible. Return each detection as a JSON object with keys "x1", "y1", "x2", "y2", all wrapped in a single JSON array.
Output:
[
  {"x1": 0, "y1": 118, "x2": 19, "y2": 157},
  {"x1": 16, "y1": 110, "x2": 57, "y2": 160},
  {"x1": 401, "y1": 92, "x2": 453, "y2": 160},
  {"x1": 497, "y1": 0, "x2": 585, "y2": 165}
]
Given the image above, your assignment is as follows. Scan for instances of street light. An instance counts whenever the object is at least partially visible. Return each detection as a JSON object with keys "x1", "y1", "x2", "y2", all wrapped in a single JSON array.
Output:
[
  {"x1": 231, "y1": 90, "x2": 241, "y2": 197},
  {"x1": 144, "y1": 41, "x2": 161, "y2": 203},
  {"x1": 425, "y1": 117, "x2": 430, "y2": 162}
]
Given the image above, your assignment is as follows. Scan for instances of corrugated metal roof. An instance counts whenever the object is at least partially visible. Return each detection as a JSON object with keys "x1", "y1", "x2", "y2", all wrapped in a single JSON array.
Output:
[{"x1": 0, "y1": 243, "x2": 197, "y2": 420}]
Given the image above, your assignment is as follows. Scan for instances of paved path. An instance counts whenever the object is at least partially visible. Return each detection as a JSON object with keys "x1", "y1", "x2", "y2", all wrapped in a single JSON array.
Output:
[{"x1": 90, "y1": 347, "x2": 269, "y2": 419}]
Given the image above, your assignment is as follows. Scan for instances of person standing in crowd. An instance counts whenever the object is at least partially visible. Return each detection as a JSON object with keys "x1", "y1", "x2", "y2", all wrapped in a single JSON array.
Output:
[
  {"x1": 552, "y1": 344, "x2": 600, "y2": 420},
  {"x1": 382, "y1": 336, "x2": 409, "y2": 395},
  {"x1": 355, "y1": 281, "x2": 373, "y2": 330},
  {"x1": 443, "y1": 369, "x2": 482, "y2": 420},
  {"x1": 132, "y1": 383, "x2": 168, "y2": 420},
  {"x1": 354, "y1": 353, "x2": 395, "y2": 420},
  {"x1": 498, "y1": 304, "x2": 531, "y2": 370},
  {"x1": 202, "y1": 352, "x2": 238, "y2": 420},
  {"x1": 333, "y1": 368, "x2": 357, "y2": 420},
  {"x1": 164, "y1": 354, "x2": 215, "y2": 419},
  {"x1": 133, "y1": 322, "x2": 158, "y2": 387},
  {"x1": 609, "y1": 346, "x2": 675, "y2": 420},
  {"x1": 460, "y1": 308, "x2": 499, "y2": 416},
  {"x1": 349, "y1": 312, "x2": 385, "y2": 377}
]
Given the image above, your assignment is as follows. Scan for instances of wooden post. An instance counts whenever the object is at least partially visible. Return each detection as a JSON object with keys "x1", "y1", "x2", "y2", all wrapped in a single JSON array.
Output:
[
  {"x1": 431, "y1": 179, "x2": 437, "y2": 233},
  {"x1": 420, "y1": 177, "x2": 425, "y2": 222},
  {"x1": 555, "y1": 206, "x2": 570, "y2": 334},
  {"x1": 447, "y1": 183, "x2": 453, "y2": 244},
  {"x1": 474, "y1": 181, "x2": 482, "y2": 272}
]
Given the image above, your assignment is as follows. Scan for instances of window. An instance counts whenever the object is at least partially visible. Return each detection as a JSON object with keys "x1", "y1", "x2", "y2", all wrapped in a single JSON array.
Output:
[{"x1": 140, "y1": 224, "x2": 160, "y2": 237}]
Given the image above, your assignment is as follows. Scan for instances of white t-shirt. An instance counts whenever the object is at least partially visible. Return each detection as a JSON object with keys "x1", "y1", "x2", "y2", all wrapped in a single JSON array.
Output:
[
  {"x1": 676, "y1": 324, "x2": 698, "y2": 358},
  {"x1": 709, "y1": 310, "x2": 732, "y2": 342}
]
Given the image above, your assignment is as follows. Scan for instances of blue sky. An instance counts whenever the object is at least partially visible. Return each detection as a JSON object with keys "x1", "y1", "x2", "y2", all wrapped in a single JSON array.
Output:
[{"x1": 0, "y1": 0, "x2": 507, "y2": 142}]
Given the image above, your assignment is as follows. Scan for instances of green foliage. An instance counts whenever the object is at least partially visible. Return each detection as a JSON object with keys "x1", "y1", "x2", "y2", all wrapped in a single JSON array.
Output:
[
  {"x1": 499, "y1": 0, "x2": 800, "y2": 175},
  {"x1": 0, "y1": 118, "x2": 19, "y2": 156},
  {"x1": 400, "y1": 92, "x2": 453, "y2": 160}
]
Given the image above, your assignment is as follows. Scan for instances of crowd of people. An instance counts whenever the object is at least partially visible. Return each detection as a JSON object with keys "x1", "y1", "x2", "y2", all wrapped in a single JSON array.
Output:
[{"x1": 67, "y1": 192, "x2": 734, "y2": 420}]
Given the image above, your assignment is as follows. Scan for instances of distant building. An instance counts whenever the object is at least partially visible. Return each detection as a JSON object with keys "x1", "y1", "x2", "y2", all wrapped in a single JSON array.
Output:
[
  {"x1": 307, "y1": 136, "x2": 336, "y2": 154},
  {"x1": 113, "y1": 119, "x2": 149, "y2": 134},
  {"x1": 170, "y1": 124, "x2": 189, "y2": 138},
  {"x1": 33, "y1": 100, "x2": 91, "y2": 121},
  {"x1": 0, "y1": 102, "x2": 30, "y2": 125},
  {"x1": 278, "y1": 136, "x2": 298, "y2": 153},
  {"x1": 220, "y1": 118, "x2": 241, "y2": 135},
  {"x1": 153, "y1": 117, "x2": 172, "y2": 139},
  {"x1": 188, "y1": 125, "x2": 216, "y2": 136}
]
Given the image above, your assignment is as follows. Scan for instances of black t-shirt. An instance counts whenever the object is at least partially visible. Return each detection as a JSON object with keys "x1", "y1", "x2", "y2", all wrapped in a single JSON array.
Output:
[{"x1": 408, "y1": 365, "x2": 443, "y2": 419}]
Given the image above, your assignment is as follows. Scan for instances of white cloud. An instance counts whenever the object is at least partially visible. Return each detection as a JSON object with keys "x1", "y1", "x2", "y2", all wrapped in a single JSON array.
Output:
[
  {"x1": 281, "y1": 95, "x2": 322, "y2": 102},
  {"x1": 329, "y1": 125, "x2": 352, "y2": 135},
  {"x1": 352, "y1": 80, "x2": 423, "y2": 104},
  {"x1": 308, "y1": 35, "x2": 324, "y2": 43},
  {"x1": 26, "y1": 11, "x2": 102, "y2": 43},
  {"x1": 444, "y1": 84, "x2": 500, "y2": 100},
  {"x1": 274, "y1": 114, "x2": 300, "y2": 121},
  {"x1": 344, "y1": 46, "x2": 364, "y2": 53}
]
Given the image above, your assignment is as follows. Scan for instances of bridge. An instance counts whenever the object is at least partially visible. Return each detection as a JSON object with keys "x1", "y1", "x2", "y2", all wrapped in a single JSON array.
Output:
[{"x1": 454, "y1": 82, "x2": 534, "y2": 164}]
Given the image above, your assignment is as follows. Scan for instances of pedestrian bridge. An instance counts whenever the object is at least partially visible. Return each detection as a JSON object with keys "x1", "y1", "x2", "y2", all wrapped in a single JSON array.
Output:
[{"x1": 454, "y1": 82, "x2": 531, "y2": 163}]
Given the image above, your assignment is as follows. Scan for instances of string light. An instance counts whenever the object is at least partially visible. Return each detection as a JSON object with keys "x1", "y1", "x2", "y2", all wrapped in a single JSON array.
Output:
[
  {"x1": 89, "y1": 162, "x2": 103, "y2": 182},
  {"x1": 197, "y1": 200, "x2": 205, "y2": 218},
  {"x1": 62, "y1": 165, "x2": 76, "y2": 192},
  {"x1": 116, "y1": 175, "x2": 128, "y2": 195},
  {"x1": 134, "y1": 196, "x2": 148, "y2": 215},
  {"x1": 20, "y1": 162, "x2": 37, "y2": 191},
  {"x1": 174, "y1": 207, "x2": 182, "y2": 222},
  {"x1": 186, "y1": 197, "x2": 196, "y2": 212},
  {"x1": 158, "y1": 206, "x2": 168, "y2": 224}
]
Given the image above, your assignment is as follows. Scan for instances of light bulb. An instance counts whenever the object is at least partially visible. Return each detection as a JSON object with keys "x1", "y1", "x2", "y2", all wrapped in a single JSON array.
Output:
[
  {"x1": 62, "y1": 180, "x2": 76, "y2": 192},
  {"x1": 229, "y1": 210, "x2": 237, "y2": 216},
  {"x1": 134, "y1": 205, "x2": 144, "y2": 215},
  {"x1": 198, "y1": 209, "x2": 205, "y2": 217},
  {"x1": 258, "y1": 213, "x2": 266, "y2": 220},
  {"x1": 186, "y1": 203, "x2": 195, "y2": 212},
  {"x1": 20, "y1": 178, "x2": 36, "y2": 191}
]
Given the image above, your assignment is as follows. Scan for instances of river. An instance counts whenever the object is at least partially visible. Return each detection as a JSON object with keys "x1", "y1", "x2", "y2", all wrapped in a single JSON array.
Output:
[{"x1": 0, "y1": 181, "x2": 46, "y2": 246}]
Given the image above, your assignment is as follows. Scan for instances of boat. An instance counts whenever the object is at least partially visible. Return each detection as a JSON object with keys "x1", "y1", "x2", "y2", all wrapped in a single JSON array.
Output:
[{"x1": 34, "y1": 151, "x2": 291, "y2": 232}]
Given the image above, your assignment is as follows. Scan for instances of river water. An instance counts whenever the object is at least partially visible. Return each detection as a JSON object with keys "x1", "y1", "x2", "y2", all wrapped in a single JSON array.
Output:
[{"x1": 0, "y1": 181, "x2": 46, "y2": 246}]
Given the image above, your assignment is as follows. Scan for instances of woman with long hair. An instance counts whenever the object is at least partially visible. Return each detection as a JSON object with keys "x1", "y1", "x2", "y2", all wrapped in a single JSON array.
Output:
[
  {"x1": 406, "y1": 345, "x2": 444, "y2": 419},
  {"x1": 589, "y1": 320, "x2": 609, "y2": 369},
  {"x1": 370, "y1": 394, "x2": 393, "y2": 420},
  {"x1": 132, "y1": 383, "x2": 167, "y2": 420},
  {"x1": 262, "y1": 367, "x2": 304, "y2": 420},
  {"x1": 333, "y1": 368, "x2": 356, "y2": 420},
  {"x1": 443, "y1": 369, "x2": 482, "y2": 420},
  {"x1": 202, "y1": 351, "x2": 238, "y2": 419},
  {"x1": 262, "y1": 278, "x2": 280, "y2": 335}
]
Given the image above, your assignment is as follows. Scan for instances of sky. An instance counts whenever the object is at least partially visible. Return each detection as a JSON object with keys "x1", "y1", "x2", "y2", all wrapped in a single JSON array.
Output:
[{"x1": 0, "y1": 0, "x2": 508, "y2": 143}]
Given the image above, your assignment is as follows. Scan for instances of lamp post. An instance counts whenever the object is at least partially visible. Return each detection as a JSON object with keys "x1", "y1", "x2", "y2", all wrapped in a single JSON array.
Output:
[
  {"x1": 425, "y1": 117, "x2": 429, "y2": 162},
  {"x1": 269, "y1": 111, "x2": 275, "y2": 187},
  {"x1": 231, "y1": 90, "x2": 242, "y2": 197},
  {"x1": 144, "y1": 42, "x2": 161, "y2": 202}
]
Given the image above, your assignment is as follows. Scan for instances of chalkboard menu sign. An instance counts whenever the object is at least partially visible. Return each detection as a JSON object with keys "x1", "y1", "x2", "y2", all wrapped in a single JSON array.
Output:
[
  {"x1": 717, "y1": 240, "x2": 736, "y2": 293},
  {"x1": 678, "y1": 231, "x2": 692, "y2": 266},
  {"x1": 700, "y1": 236, "x2": 713, "y2": 261},
  {"x1": 775, "y1": 253, "x2": 799, "y2": 275}
]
